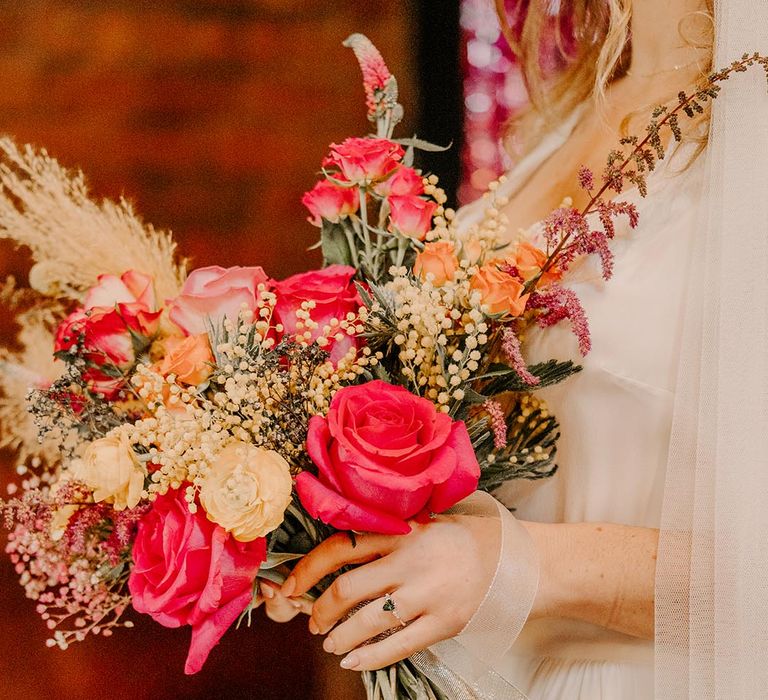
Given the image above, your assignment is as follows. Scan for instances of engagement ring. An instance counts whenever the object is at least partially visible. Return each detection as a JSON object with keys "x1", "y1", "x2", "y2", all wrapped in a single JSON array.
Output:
[{"x1": 382, "y1": 593, "x2": 407, "y2": 627}]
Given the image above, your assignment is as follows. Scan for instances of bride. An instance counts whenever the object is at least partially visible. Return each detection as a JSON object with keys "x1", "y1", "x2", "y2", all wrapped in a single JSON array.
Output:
[{"x1": 261, "y1": 1, "x2": 768, "y2": 697}]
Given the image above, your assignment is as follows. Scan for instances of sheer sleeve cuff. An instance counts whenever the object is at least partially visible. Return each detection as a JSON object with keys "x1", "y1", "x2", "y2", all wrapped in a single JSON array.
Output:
[{"x1": 411, "y1": 490, "x2": 539, "y2": 699}]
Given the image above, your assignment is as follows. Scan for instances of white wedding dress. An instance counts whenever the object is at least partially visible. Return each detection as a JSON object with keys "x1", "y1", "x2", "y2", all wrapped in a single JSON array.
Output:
[{"x1": 456, "y1": 111, "x2": 706, "y2": 699}]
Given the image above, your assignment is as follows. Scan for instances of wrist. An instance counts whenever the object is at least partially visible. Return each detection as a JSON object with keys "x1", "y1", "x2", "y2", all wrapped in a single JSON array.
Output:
[{"x1": 518, "y1": 520, "x2": 581, "y2": 621}]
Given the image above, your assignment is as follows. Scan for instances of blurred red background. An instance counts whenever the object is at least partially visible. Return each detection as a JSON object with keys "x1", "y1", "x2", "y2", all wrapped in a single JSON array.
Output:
[{"x1": 0, "y1": 2, "x2": 419, "y2": 698}]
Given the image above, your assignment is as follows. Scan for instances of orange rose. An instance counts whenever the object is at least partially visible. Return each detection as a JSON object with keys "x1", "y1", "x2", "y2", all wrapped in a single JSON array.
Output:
[
  {"x1": 414, "y1": 241, "x2": 459, "y2": 286},
  {"x1": 508, "y1": 241, "x2": 562, "y2": 286},
  {"x1": 160, "y1": 334, "x2": 215, "y2": 385},
  {"x1": 470, "y1": 263, "x2": 529, "y2": 317}
]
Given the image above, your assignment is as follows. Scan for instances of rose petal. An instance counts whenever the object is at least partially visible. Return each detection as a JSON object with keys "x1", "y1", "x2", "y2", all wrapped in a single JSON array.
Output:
[
  {"x1": 184, "y1": 588, "x2": 253, "y2": 675},
  {"x1": 295, "y1": 472, "x2": 411, "y2": 535},
  {"x1": 427, "y1": 422, "x2": 481, "y2": 513}
]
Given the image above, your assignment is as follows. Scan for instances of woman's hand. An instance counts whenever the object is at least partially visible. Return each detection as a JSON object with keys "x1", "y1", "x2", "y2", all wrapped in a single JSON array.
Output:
[
  {"x1": 258, "y1": 580, "x2": 313, "y2": 622},
  {"x1": 280, "y1": 514, "x2": 500, "y2": 671}
]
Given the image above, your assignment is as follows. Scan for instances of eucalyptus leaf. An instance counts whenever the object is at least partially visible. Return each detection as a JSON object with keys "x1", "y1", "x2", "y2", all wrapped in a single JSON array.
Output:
[
  {"x1": 321, "y1": 221, "x2": 354, "y2": 267},
  {"x1": 260, "y1": 551, "x2": 305, "y2": 570},
  {"x1": 393, "y1": 136, "x2": 452, "y2": 153}
]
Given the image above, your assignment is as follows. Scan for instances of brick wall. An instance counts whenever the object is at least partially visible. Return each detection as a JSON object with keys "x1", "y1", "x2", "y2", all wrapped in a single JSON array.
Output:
[{"x1": 0, "y1": 2, "x2": 417, "y2": 698}]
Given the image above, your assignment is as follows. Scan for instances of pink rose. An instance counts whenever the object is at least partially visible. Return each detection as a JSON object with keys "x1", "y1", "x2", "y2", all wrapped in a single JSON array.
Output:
[
  {"x1": 274, "y1": 265, "x2": 362, "y2": 364},
  {"x1": 302, "y1": 180, "x2": 359, "y2": 226},
  {"x1": 54, "y1": 270, "x2": 161, "y2": 398},
  {"x1": 388, "y1": 194, "x2": 438, "y2": 241},
  {"x1": 323, "y1": 137, "x2": 404, "y2": 184},
  {"x1": 168, "y1": 266, "x2": 273, "y2": 336},
  {"x1": 297, "y1": 380, "x2": 480, "y2": 535},
  {"x1": 128, "y1": 489, "x2": 266, "y2": 675},
  {"x1": 373, "y1": 166, "x2": 425, "y2": 197}
]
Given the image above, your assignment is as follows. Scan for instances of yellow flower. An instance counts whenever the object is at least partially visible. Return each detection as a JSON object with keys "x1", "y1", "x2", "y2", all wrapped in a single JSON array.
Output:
[
  {"x1": 200, "y1": 441, "x2": 293, "y2": 542},
  {"x1": 70, "y1": 433, "x2": 146, "y2": 511}
]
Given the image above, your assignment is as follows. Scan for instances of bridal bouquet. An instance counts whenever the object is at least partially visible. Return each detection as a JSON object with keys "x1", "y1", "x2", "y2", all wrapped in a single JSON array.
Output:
[{"x1": 1, "y1": 32, "x2": 763, "y2": 700}]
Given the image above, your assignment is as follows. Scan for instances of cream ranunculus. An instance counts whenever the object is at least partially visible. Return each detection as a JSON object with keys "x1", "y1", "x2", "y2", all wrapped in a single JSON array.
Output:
[
  {"x1": 199, "y1": 441, "x2": 293, "y2": 542},
  {"x1": 70, "y1": 433, "x2": 146, "y2": 511}
]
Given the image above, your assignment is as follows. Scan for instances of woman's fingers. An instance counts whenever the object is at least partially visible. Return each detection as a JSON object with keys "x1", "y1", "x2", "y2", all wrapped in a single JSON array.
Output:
[
  {"x1": 322, "y1": 592, "x2": 419, "y2": 656},
  {"x1": 339, "y1": 615, "x2": 443, "y2": 672},
  {"x1": 311, "y1": 555, "x2": 402, "y2": 635},
  {"x1": 261, "y1": 581, "x2": 313, "y2": 622},
  {"x1": 283, "y1": 531, "x2": 397, "y2": 598}
]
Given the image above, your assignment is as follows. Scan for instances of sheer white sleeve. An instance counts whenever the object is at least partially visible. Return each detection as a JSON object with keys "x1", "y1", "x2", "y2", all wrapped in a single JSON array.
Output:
[{"x1": 655, "y1": 2, "x2": 768, "y2": 697}]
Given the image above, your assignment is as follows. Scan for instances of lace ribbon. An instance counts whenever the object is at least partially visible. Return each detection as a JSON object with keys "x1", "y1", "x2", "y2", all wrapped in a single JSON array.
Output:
[{"x1": 411, "y1": 491, "x2": 539, "y2": 699}]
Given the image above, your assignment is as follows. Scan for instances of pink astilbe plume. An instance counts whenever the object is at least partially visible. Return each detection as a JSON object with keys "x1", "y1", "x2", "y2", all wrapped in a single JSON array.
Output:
[
  {"x1": 343, "y1": 33, "x2": 394, "y2": 120},
  {"x1": 483, "y1": 399, "x2": 508, "y2": 450},
  {"x1": 501, "y1": 326, "x2": 540, "y2": 385},
  {"x1": 529, "y1": 286, "x2": 591, "y2": 356},
  {"x1": 574, "y1": 230, "x2": 614, "y2": 281},
  {"x1": 541, "y1": 207, "x2": 589, "y2": 271}
]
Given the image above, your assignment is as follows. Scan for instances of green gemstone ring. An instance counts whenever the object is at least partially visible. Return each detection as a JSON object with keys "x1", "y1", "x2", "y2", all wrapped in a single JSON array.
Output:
[{"x1": 382, "y1": 592, "x2": 407, "y2": 627}]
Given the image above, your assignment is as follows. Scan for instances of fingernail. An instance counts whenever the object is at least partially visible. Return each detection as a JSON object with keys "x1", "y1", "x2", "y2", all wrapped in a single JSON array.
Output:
[
  {"x1": 308, "y1": 618, "x2": 319, "y2": 635},
  {"x1": 282, "y1": 576, "x2": 296, "y2": 597},
  {"x1": 323, "y1": 637, "x2": 336, "y2": 653},
  {"x1": 340, "y1": 654, "x2": 359, "y2": 670},
  {"x1": 260, "y1": 583, "x2": 274, "y2": 600},
  {"x1": 290, "y1": 600, "x2": 302, "y2": 609}
]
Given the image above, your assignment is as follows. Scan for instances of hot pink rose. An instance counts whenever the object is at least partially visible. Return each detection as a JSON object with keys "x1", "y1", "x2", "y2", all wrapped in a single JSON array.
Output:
[
  {"x1": 274, "y1": 265, "x2": 362, "y2": 364},
  {"x1": 388, "y1": 195, "x2": 438, "y2": 241},
  {"x1": 374, "y1": 166, "x2": 425, "y2": 197},
  {"x1": 297, "y1": 380, "x2": 480, "y2": 535},
  {"x1": 168, "y1": 266, "x2": 273, "y2": 336},
  {"x1": 54, "y1": 270, "x2": 161, "y2": 398},
  {"x1": 128, "y1": 489, "x2": 266, "y2": 675},
  {"x1": 323, "y1": 137, "x2": 404, "y2": 184},
  {"x1": 302, "y1": 180, "x2": 359, "y2": 226}
]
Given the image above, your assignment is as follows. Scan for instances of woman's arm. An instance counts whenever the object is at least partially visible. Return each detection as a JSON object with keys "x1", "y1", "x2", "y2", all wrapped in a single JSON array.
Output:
[
  {"x1": 282, "y1": 515, "x2": 658, "y2": 671},
  {"x1": 522, "y1": 521, "x2": 658, "y2": 639}
]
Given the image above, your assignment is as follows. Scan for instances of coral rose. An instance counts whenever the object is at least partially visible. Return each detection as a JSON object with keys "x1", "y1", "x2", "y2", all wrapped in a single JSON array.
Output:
[
  {"x1": 388, "y1": 194, "x2": 437, "y2": 241},
  {"x1": 274, "y1": 265, "x2": 362, "y2": 363},
  {"x1": 374, "y1": 165, "x2": 424, "y2": 197},
  {"x1": 297, "y1": 380, "x2": 480, "y2": 535},
  {"x1": 129, "y1": 488, "x2": 266, "y2": 674},
  {"x1": 199, "y1": 441, "x2": 293, "y2": 542},
  {"x1": 69, "y1": 432, "x2": 146, "y2": 511},
  {"x1": 168, "y1": 266, "x2": 273, "y2": 336},
  {"x1": 323, "y1": 137, "x2": 404, "y2": 184},
  {"x1": 302, "y1": 180, "x2": 359, "y2": 226},
  {"x1": 54, "y1": 270, "x2": 161, "y2": 398},
  {"x1": 470, "y1": 263, "x2": 530, "y2": 317},
  {"x1": 160, "y1": 334, "x2": 214, "y2": 386},
  {"x1": 414, "y1": 241, "x2": 459, "y2": 285},
  {"x1": 508, "y1": 241, "x2": 562, "y2": 286}
]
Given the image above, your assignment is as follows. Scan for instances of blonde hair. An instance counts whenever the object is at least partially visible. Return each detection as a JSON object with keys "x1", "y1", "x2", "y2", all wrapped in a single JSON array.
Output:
[{"x1": 496, "y1": 0, "x2": 714, "y2": 155}]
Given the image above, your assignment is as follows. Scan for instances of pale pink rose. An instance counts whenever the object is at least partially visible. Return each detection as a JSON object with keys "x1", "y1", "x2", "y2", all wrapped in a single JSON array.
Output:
[
  {"x1": 274, "y1": 265, "x2": 362, "y2": 363},
  {"x1": 128, "y1": 488, "x2": 266, "y2": 675},
  {"x1": 388, "y1": 194, "x2": 438, "y2": 241},
  {"x1": 323, "y1": 137, "x2": 404, "y2": 184},
  {"x1": 85, "y1": 270, "x2": 156, "y2": 310},
  {"x1": 168, "y1": 266, "x2": 273, "y2": 336},
  {"x1": 302, "y1": 180, "x2": 359, "y2": 226},
  {"x1": 374, "y1": 166, "x2": 424, "y2": 197}
]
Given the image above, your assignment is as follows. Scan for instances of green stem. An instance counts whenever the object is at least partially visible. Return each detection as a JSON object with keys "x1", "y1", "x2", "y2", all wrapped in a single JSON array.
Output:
[
  {"x1": 358, "y1": 186, "x2": 375, "y2": 278},
  {"x1": 342, "y1": 224, "x2": 360, "y2": 268}
]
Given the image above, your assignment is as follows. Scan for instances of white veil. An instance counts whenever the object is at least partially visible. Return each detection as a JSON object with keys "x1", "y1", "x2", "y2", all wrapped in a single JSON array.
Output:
[{"x1": 655, "y1": 1, "x2": 768, "y2": 698}]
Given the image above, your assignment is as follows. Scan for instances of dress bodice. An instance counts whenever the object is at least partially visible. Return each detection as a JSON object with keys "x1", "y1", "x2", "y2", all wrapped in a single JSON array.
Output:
[{"x1": 455, "y1": 115, "x2": 705, "y2": 699}]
